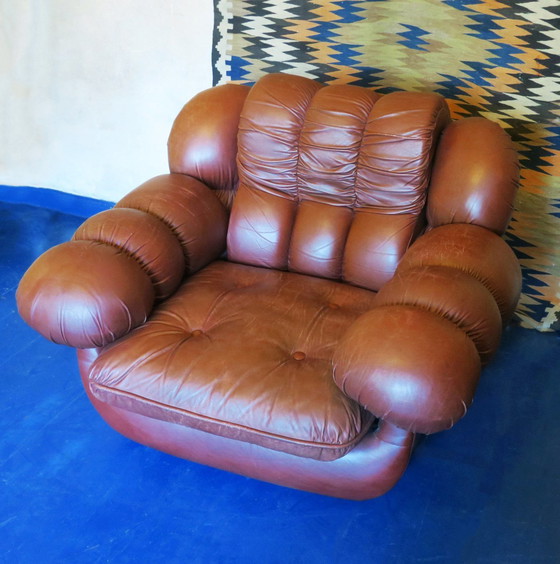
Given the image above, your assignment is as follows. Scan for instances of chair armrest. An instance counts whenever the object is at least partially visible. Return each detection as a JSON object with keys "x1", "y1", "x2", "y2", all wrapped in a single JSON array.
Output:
[
  {"x1": 17, "y1": 240, "x2": 155, "y2": 348},
  {"x1": 427, "y1": 117, "x2": 519, "y2": 234},
  {"x1": 398, "y1": 223, "x2": 522, "y2": 324},
  {"x1": 333, "y1": 304, "x2": 481, "y2": 435},
  {"x1": 17, "y1": 173, "x2": 228, "y2": 348},
  {"x1": 333, "y1": 223, "x2": 521, "y2": 434},
  {"x1": 168, "y1": 83, "x2": 251, "y2": 209},
  {"x1": 115, "y1": 174, "x2": 228, "y2": 275}
]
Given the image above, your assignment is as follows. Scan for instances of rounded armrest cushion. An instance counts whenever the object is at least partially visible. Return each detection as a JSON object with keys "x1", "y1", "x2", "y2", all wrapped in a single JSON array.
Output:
[
  {"x1": 116, "y1": 174, "x2": 228, "y2": 275},
  {"x1": 427, "y1": 117, "x2": 519, "y2": 234},
  {"x1": 333, "y1": 305, "x2": 481, "y2": 434},
  {"x1": 333, "y1": 222, "x2": 521, "y2": 434},
  {"x1": 17, "y1": 174, "x2": 228, "y2": 349},
  {"x1": 17, "y1": 240, "x2": 154, "y2": 348},
  {"x1": 168, "y1": 83, "x2": 251, "y2": 209},
  {"x1": 73, "y1": 206, "x2": 185, "y2": 300},
  {"x1": 398, "y1": 223, "x2": 522, "y2": 324},
  {"x1": 374, "y1": 265, "x2": 502, "y2": 364}
]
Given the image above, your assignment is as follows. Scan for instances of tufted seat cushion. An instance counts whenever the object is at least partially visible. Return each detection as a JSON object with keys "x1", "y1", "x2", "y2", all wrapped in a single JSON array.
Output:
[{"x1": 88, "y1": 261, "x2": 379, "y2": 461}]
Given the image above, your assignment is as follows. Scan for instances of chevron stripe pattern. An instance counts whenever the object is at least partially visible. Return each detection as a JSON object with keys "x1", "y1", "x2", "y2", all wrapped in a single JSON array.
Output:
[{"x1": 212, "y1": 0, "x2": 560, "y2": 331}]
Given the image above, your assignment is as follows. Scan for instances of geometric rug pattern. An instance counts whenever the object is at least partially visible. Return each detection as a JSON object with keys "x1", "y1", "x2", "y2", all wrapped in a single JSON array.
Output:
[{"x1": 213, "y1": 0, "x2": 560, "y2": 331}]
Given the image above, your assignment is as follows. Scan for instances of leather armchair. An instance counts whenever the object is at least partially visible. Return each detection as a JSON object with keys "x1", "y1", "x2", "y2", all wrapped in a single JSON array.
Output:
[{"x1": 17, "y1": 73, "x2": 521, "y2": 500}]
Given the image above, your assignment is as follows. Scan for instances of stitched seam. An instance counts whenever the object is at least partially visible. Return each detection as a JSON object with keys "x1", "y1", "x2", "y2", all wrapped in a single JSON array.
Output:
[
  {"x1": 341, "y1": 93, "x2": 378, "y2": 281},
  {"x1": 90, "y1": 382, "x2": 375, "y2": 451}
]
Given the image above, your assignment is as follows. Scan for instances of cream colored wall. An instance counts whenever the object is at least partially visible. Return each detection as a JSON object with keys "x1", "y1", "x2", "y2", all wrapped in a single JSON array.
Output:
[{"x1": 0, "y1": 1, "x2": 214, "y2": 202}]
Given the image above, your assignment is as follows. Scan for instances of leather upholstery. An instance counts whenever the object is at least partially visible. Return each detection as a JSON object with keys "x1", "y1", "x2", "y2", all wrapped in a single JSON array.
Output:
[
  {"x1": 73, "y1": 207, "x2": 185, "y2": 300},
  {"x1": 79, "y1": 344, "x2": 415, "y2": 501},
  {"x1": 374, "y1": 265, "x2": 502, "y2": 364},
  {"x1": 397, "y1": 224, "x2": 522, "y2": 323},
  {"x1": 16, "y1": 73, "x2": 521, "y2": 499},
  {"x1": 17, "y1": 240, "x2": 155, "y2": 348},
  {"x1": 228, "y1": 73, "x2": 451, "y2": 290},
  {"x1": 168, "y1": 83, "x2": 251, "y2": 209},
  {"x1": 89, "y1": 261, "x2": 378, "y2": 461},
  {"x1": 427, "y1": 117, "x2": 519, "y2": 234},
  {"x1": 333, "y1": 304, "x2": 481, "y2": 435}
]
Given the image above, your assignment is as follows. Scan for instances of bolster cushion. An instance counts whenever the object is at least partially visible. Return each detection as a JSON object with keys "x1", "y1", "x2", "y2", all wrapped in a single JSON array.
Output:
[
  {"x1": 333, "y1": 305, "x2": 481, "y2": 435},
  {"x1": 374, "y1": 265, "x2": 502, "y2": 364},
  {"x1": 427, "y1": 117, "x2": 519, "y2": 234},
  {"x1": 73, "y1": 207, "x2": 185, "y2": 300},
  {"x1": 333, "y1": 223, "x2": 521, "y2": 433},
  {"x1": 168, "y1": 83, "x2": 251, "y2": 209},
  {"x1": 16, "y1": 240, "x2": 155, "y2": 348},
  {"x1": 116, "y1": 174, "x2": 228, "y2": 275},
  {"x1": 397, "y1": 223, "x2": 522, "y2": 324},
  {"x1": 17, "y1": 174, "x2": 228, "y2": 349}
]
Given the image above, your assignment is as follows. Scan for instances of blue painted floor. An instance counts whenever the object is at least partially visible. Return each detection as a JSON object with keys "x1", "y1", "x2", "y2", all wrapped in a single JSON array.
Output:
[{"x1": 1, "y1": 197, "x2": 559, "y2": 563}]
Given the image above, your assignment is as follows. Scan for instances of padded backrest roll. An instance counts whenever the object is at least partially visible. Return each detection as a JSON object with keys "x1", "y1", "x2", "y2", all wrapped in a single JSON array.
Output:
[
  {"x1": 168, "y1": 83, "x2": 251, "y2": 209},
  {"x1": 227, "y1": 73, "x2": 451, "y2": 290}
]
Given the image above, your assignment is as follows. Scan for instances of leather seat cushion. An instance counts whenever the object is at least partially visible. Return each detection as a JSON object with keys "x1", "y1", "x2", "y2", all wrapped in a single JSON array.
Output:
[{"x1": 88, "y1": 260, "x2": 379, "y2": 460}]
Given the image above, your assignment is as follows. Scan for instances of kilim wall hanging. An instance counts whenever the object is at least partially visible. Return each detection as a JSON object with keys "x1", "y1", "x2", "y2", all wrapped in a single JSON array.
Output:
[{"x1": 212, "y1": 0, "x2": 560, "y2": 332}]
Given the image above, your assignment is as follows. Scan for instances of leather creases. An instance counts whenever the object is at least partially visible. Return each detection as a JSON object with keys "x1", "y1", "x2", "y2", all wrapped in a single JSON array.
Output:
[{"x1": 88, "y1": 261, "x2": 380, "y2": 461}]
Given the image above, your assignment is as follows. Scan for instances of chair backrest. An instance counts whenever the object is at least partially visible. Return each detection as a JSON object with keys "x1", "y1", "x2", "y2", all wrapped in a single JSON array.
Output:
[{"x1": 226, "y1": 73, "x2": 451, "y2": 290}]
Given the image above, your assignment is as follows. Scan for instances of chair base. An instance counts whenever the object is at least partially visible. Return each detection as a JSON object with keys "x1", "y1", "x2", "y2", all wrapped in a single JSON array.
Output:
[{"x1": 78, "y1": 349, "x2": 414, "y2": 500}]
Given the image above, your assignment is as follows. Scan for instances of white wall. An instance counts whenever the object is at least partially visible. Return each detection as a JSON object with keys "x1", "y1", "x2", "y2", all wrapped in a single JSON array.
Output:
[{"x1": 0, "y1": 1, "x2": 214, "y2": 202}]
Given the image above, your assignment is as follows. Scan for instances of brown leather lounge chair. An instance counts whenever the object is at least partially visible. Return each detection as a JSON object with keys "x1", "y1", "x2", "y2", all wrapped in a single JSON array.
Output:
[{"x1": 17, "y1": 73, "x2": 521, "y2": 500}]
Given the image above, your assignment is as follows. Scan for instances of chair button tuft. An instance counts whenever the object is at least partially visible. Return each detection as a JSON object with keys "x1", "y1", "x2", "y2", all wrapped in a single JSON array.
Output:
[{"x1": 292, "y1": 351, "x2": 306, "y2": 361}]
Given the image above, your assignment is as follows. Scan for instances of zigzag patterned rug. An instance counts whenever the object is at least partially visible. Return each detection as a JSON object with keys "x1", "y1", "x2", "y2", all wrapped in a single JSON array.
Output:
[{"x1": 213, "y1": 0, "x2": 560, "y2": 331}]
